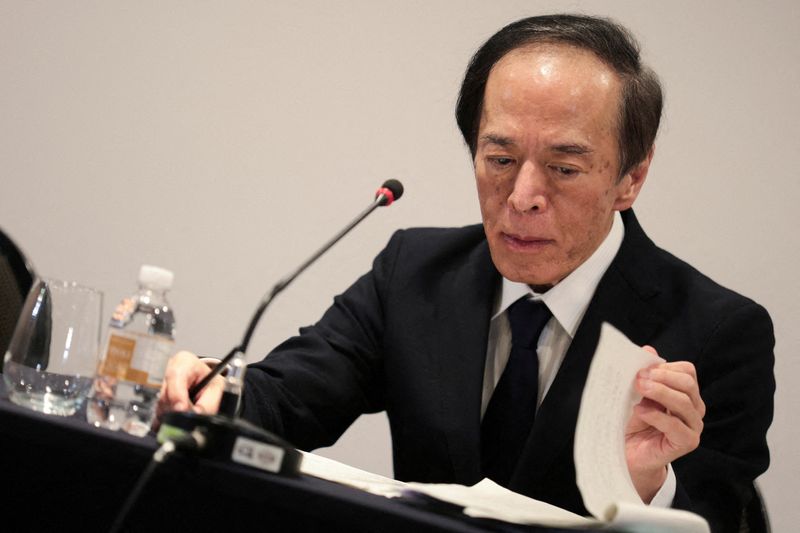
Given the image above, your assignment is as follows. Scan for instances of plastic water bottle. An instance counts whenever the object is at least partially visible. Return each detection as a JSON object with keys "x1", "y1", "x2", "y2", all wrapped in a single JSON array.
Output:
[{"x1": 87, "y1": 265, "x2": 176, "y2": 436}]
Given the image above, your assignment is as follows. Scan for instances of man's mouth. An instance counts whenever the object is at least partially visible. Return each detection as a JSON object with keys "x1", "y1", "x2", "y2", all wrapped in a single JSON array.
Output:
[{"x1": 501, "y1": 232, "x2": 554, "y2": 250}]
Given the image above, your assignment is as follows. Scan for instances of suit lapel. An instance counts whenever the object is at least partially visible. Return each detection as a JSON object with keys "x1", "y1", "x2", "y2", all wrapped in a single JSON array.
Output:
[{"x1": 433, "y1": 239, "x2": 498, "y2": 484}]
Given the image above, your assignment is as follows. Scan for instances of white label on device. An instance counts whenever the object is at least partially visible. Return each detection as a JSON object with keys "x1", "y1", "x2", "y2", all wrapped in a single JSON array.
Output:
[{"x1": 231, "y1": 436, "x2": 285, "y2": 473}]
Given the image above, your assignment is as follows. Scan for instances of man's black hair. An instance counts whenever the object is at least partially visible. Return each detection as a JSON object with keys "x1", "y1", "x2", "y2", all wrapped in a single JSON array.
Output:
[{"x1": 455, "y1": 14, "x2": 663, "y2": 177}]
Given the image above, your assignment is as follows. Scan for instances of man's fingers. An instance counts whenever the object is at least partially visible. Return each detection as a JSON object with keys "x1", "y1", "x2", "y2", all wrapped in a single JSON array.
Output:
[
  {"x1": 634, "y1": 402, "x2": 701, "y2": 451},
  {"x1": 636, "y1": 376, "x2": 704, "y2": 431},
  {"x1": 632, "y1": 360, "x2": 705, "y2": 457},
  {"x1": 193, "y1": 374, "x2": 226, "y2": 415},
  {"x1": 156, "y1": 351, "x2": 226, "y2": 419},
  {"x1": 641, "y1": 345, "x2": 660, "y2": 357},
  {"x1": 159, "y1": 351, "x2": 210, "y2": 413},
  {"x1": 638, "y1": 363, "x2": 705, "y2": 416}
]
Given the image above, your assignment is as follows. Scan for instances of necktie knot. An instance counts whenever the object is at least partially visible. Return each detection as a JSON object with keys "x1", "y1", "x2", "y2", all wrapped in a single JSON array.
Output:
[{"x1": 507, "y1": 298, "x2": 551, "y2": 349}]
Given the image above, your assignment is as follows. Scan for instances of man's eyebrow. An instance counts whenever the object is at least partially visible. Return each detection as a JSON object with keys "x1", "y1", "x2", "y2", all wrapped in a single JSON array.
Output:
[
  {"x1": 479, "y1": 134, "x2": 516, "y2": 147},
  {"x1": 551, "y1": 143, "x2": 593, "y2": 155}
]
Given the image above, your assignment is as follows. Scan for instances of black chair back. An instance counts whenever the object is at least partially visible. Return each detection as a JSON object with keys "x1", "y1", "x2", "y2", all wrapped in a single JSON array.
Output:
[
  {"x1": 0, "y1": 227, "x2": 35, "y2": 372},
  {"x1": 740, "y1": 482, "x2": 771, "y2": 533}
]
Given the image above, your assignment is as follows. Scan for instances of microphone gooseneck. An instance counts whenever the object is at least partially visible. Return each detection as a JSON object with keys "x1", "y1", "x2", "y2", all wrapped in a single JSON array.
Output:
[{"x1": 188, "y1": 180, "x2": 404, "y2": 401}]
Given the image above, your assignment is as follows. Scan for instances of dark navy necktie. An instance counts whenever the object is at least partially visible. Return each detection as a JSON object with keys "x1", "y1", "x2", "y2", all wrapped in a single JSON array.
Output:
[{"x1": 481, "y1": 297, "x2": 552, "y2": 486}]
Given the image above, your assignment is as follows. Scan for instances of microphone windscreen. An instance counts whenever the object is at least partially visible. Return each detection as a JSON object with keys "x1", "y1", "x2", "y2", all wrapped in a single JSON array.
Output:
[{"x1": 381, "y1": 179, "x2": 404, "y2": 202}]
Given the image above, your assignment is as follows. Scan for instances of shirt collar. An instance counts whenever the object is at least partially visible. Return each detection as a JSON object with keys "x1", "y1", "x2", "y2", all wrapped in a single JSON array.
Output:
[{"x1": 492, "y1": 211, "x2": 625, "y2": 338}]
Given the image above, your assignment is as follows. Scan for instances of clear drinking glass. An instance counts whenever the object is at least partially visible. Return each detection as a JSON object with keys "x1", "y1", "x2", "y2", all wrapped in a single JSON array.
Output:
[{"x1": 3, "y1": 278, "x2": 103, "y2": 416}]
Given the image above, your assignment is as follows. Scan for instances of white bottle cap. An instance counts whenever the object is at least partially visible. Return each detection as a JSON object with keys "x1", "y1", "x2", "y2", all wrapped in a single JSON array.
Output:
[{"x1": 138, "y1": 265, "x2": 174, "y2": 291}]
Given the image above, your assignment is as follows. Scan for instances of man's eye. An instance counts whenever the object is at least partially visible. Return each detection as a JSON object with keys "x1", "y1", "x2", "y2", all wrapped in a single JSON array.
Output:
[
  {"x1": 551, "y1": 165, "x2": 578, "y2": 177},
  {"x1": 489, "y1": 157, "x2": 514, "y2": 167}
]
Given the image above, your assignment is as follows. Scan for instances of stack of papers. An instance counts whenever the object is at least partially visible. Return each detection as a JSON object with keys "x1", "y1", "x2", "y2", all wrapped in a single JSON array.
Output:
[{"x1": 300, "y1": 324, "x2": 709, "y2": 533}]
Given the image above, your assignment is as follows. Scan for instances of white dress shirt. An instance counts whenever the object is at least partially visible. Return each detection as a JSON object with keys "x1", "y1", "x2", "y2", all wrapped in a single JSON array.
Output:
[{"x1": 481, "y1": 211, "x2": 675, "y2": 507}]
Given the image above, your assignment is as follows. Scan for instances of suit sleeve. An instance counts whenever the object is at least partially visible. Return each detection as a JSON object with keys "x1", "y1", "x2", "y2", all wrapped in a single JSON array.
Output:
[
  {"x1": 237, "y1": 230, "x2": 405, "y2": 451},
  {"x1": 672, "y1": 300, "x2": 775, "y2": 532}
]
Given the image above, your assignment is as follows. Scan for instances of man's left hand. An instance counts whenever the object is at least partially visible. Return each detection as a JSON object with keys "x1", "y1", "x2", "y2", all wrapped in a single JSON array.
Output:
[{"x1": 625, "y1": 347, "x2": 706, "y2": 503}]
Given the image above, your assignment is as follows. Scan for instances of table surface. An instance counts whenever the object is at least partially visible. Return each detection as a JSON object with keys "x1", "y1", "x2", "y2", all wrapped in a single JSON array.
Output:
[{"x1": 0, "y1": 381, "x2": 591, "y2": 533}]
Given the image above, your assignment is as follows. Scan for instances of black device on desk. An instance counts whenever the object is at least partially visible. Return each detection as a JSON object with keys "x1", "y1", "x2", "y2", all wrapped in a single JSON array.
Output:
[{"x1": 158, "y1": 411, "x2": 302, "y2": 476}]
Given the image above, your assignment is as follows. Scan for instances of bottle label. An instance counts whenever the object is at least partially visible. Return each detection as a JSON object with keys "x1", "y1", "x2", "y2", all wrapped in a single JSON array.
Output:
[{"x1": 98, "y1": 331, "x2": 175, "y2": 387}]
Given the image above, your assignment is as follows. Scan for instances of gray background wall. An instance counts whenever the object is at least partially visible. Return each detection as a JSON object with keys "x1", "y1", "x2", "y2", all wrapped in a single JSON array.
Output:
[{"x1": 1, "y1": 1, "x2": 797, "y2": 529}]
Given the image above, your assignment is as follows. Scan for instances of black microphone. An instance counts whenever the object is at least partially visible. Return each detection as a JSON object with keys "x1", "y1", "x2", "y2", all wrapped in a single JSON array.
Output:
[{"x1": 188, "y1": 179, "x2": 404, "y2": 401}]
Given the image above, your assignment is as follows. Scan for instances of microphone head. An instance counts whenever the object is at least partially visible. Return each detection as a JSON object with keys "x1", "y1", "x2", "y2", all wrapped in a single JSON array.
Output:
[{"x1": 375, "y1": 179, "x2": 404, "y2": 206}]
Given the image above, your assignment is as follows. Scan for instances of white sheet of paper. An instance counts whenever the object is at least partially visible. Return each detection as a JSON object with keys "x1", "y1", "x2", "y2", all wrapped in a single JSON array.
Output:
[
  {"x1": 574, "y1": 322, "x2": 662, "y2": 517},
  {"x1": 299, "y1": 452, "x2": 590, "y2": 526},
  {"x1": 299, "y1": 451, "x2": 406, "y2": 497},
  {"x1": 405, "y1": 478, "x2": 595, "y2": 527}
]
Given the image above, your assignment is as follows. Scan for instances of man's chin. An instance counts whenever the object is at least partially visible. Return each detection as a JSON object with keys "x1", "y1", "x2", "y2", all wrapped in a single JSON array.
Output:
[
  {"x1": 487, "y1": 240, "x2": 561, "y2": 284},
  {"x1": 495, "y1": 262, "x2": 560, "y2": 289}
]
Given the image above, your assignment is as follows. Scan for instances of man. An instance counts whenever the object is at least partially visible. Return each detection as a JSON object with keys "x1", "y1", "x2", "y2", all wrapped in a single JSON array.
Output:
[{"x1": 160, "y1": 15, "x2": 774, "y2": 531}]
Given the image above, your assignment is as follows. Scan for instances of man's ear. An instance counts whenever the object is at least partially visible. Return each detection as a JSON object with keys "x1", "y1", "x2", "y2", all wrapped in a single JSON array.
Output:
[{"x1": 614, "y1": 146, "x2": 654, "y2": 211}]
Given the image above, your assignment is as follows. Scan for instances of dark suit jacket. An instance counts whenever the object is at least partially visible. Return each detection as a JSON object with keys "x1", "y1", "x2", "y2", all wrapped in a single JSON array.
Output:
[{"x1": 241, "y1": 210, "x2": 774, "y2": 532}]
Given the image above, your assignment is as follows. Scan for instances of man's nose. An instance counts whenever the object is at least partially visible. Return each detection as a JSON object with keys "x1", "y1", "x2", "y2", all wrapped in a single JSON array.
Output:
[{"x1": 508, "y1": 161, "x2": 548, "y2": 213}]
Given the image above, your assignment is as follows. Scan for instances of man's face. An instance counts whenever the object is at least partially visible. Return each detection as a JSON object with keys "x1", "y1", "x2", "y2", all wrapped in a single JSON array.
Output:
[{"x1": 475, "y1": 44, "x2": 648, "y2": 288}]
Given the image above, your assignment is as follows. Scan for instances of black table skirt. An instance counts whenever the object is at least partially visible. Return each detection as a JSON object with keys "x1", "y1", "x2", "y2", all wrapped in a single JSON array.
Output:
[{"x1": 0, "y1": 382, "x2": 587, "y2": 533}]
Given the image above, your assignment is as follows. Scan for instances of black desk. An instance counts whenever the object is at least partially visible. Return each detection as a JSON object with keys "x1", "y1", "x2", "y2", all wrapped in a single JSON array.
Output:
[{"x1": 0, "y1": 386, "x2": 586, "y2": 533}]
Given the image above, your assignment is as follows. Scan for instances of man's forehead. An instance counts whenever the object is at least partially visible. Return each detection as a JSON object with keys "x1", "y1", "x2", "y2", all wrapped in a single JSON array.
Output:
[
  {"x1": 491, "y1": 42, "x2": 620, "y2": 91},
  {"x1": 477, "y1": 43, "x2": 622, "y2": 145}
]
